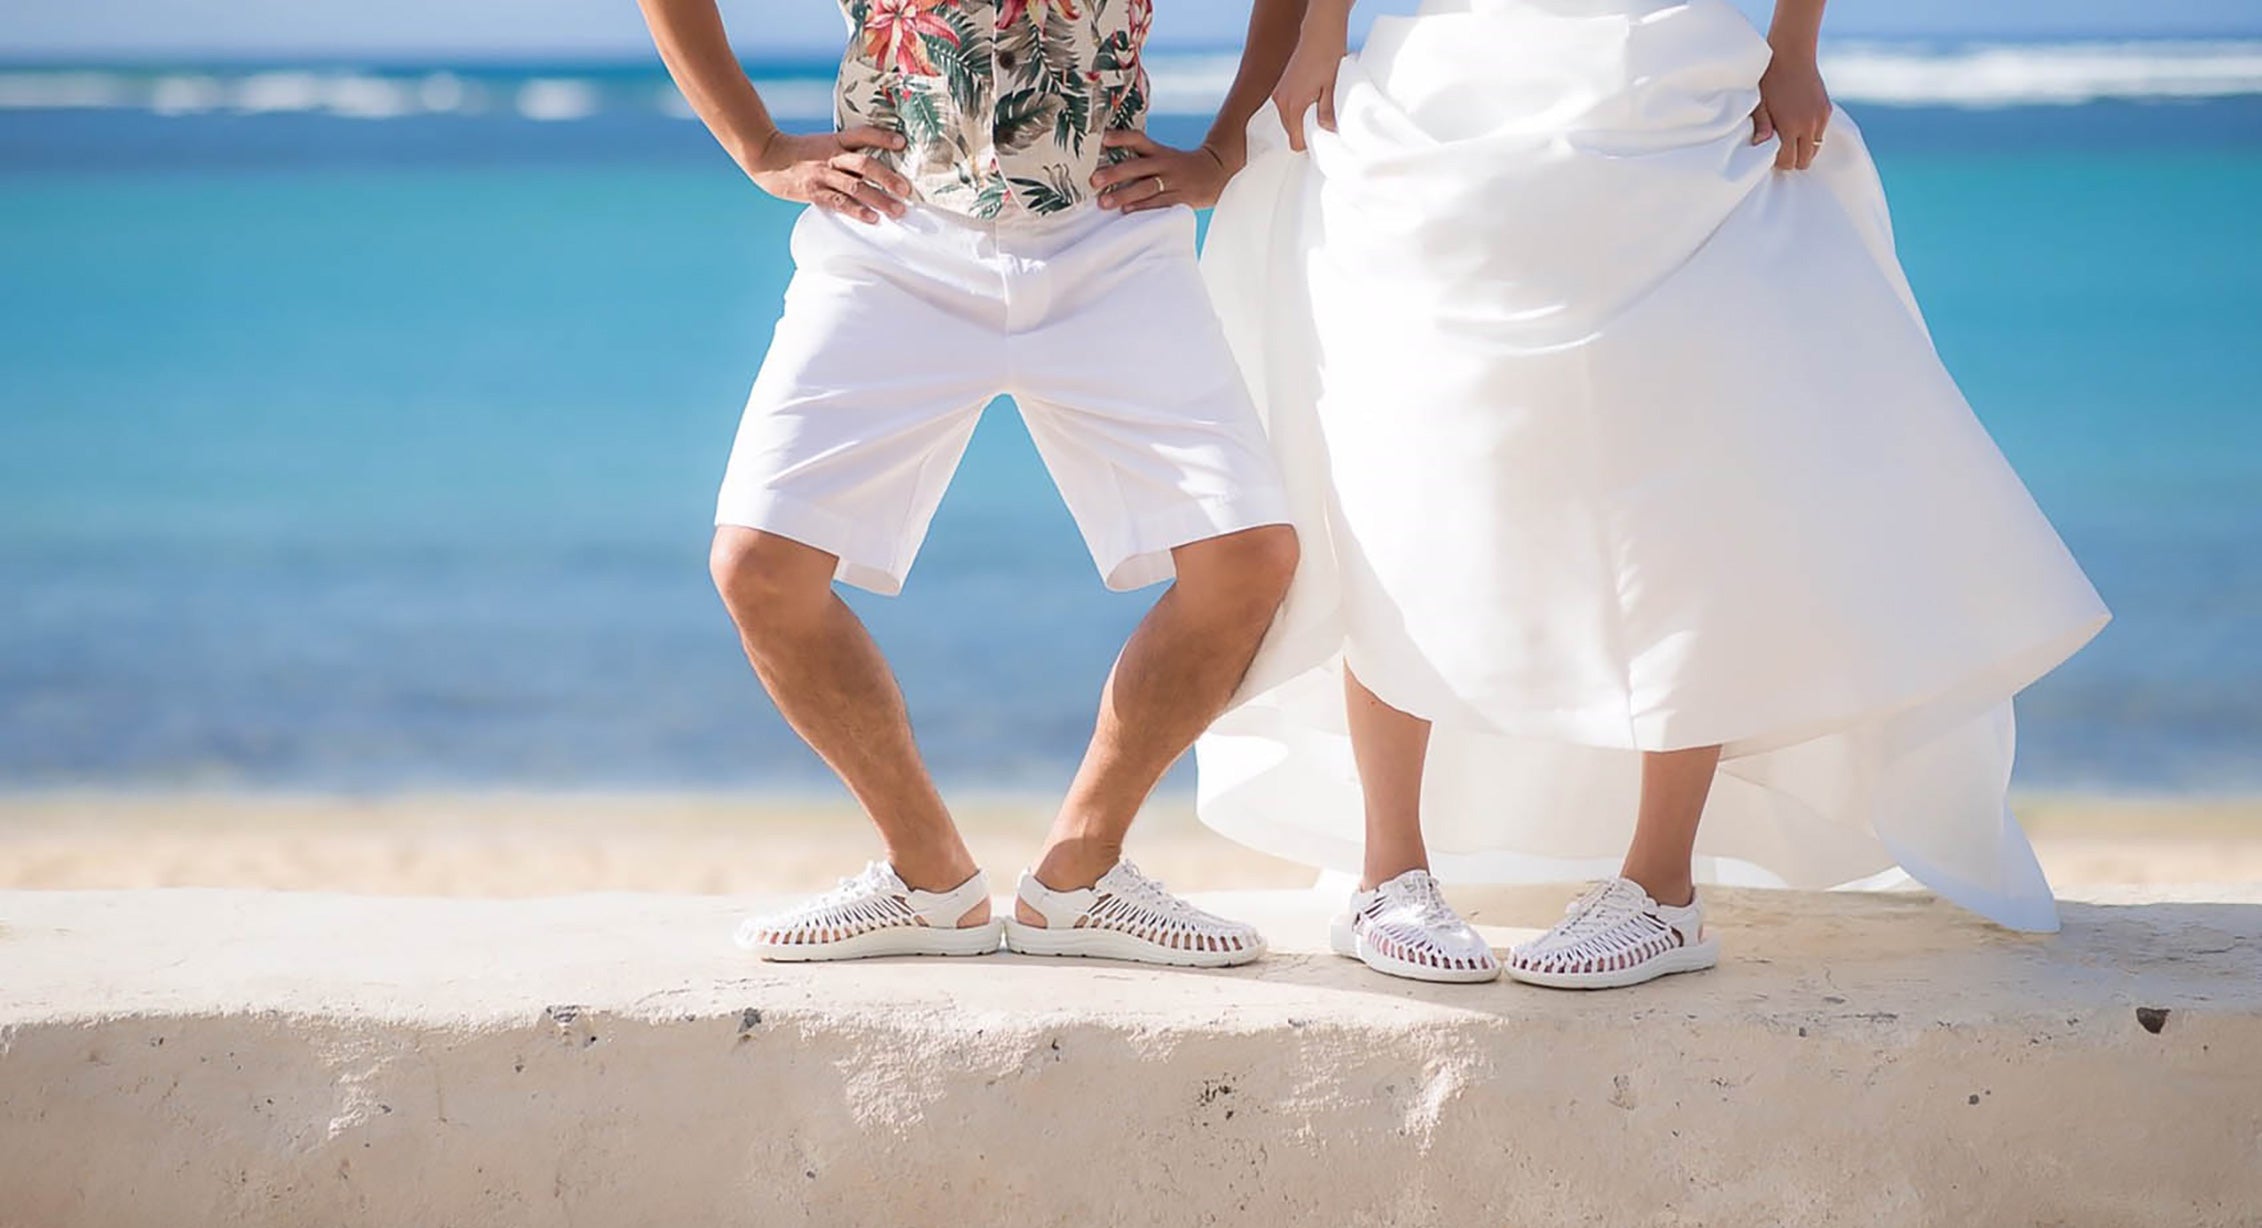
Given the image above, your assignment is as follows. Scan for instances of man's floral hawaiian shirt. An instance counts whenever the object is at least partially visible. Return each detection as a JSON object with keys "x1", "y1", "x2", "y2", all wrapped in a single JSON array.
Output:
[{"x1": 834, "y1": 0, "x2": 1155, "y2": 218}]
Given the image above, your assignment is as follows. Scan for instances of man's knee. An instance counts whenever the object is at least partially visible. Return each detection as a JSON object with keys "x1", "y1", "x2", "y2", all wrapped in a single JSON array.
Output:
[
  {"x1": 1180, "y1": 523, "x2": 1300, "y2": 615},
  {"x1": 1237, "y1": 524, "x2": 1301, "y2": 599},
  {"x1": 709, "y1": 528, "x2": 836, "y2": 629}
]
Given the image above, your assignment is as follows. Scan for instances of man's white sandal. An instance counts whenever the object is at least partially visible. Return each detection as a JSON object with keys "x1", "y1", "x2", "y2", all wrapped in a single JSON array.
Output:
[
  {"x1": 1003, "y1": 860, "x2": 1266, "y2": 968},
  {"x1": 1329, "y1": 869, "x2": 1500, "y2": 984},
  {"x1": 1503, "y1": 877, "x2": 1719, "y2": 989},
  {"x1": 736, "y1": 862, "x2": 1002, "y2": 961}
]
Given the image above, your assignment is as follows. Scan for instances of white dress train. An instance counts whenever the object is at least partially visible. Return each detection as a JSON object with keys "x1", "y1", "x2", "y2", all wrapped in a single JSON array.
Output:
[{"x1": 1193, "y1": 0, "x2": 2109, "y2": 931}]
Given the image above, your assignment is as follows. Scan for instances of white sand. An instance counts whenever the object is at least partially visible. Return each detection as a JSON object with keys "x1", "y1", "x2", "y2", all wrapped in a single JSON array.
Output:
[
  {"x1": 1, "y1": 791, "x2": 2255, "y2": 895},
  {"x1": 2, "y1": 882, "x2": 2257, "y2": 1226},
  {"x1": 0, "y1": 792, "x2": 1314, "y2": 895}
]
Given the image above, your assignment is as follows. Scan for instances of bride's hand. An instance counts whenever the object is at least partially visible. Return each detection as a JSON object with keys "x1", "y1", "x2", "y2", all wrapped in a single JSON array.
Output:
[
  {"x1": 1751, "y1": 48, "x2": 1831, "y2": 171},
  {"x1": 1272, "y1": 7, "x2": 1352, "y2": 153}
]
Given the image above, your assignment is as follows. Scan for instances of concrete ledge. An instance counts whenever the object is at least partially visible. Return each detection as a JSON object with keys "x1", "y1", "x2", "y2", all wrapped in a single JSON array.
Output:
[{"x1": 2, "y1": 885, "x2": 2258, "y2": 1226}]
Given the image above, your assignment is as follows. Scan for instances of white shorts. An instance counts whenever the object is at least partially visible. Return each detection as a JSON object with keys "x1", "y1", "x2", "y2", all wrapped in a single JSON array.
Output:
[{"x1": 716, "y1": 202, "x2": 1289, "y2": 595}]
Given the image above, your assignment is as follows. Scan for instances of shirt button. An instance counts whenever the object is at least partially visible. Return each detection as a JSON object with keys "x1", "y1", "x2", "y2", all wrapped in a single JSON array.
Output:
[{"x1": 997, "y1": 50, "x2": 1018, "y2": 69}]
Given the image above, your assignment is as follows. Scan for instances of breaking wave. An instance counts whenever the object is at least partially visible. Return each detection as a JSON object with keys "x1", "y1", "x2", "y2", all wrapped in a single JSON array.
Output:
[{"x1": 3, "y1": 42, "x2": 2260, "y2": 123}]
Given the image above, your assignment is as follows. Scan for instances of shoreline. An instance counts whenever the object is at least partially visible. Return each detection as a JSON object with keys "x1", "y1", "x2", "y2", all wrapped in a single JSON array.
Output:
[{"x1": 1, "y1": 790, "x2": 2256, "y2": 896}]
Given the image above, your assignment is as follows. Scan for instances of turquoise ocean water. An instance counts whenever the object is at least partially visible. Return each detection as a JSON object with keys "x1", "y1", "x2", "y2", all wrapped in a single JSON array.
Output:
[{"x1": 1, "y1": 53, "x2": 2259, "y2": 793}]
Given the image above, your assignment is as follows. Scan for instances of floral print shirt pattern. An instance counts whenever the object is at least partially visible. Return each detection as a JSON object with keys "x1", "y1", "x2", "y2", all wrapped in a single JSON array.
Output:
[{"x1": 835, "y1": 0, "x2": 1153, "y2": 218}]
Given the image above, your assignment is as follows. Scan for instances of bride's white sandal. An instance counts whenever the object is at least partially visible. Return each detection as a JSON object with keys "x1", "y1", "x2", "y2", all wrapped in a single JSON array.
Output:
[
  {"x1": 1504, "y1": 877, "x2": 1719, "y2": 989},
  {"x1": 1003, "y1": 860, "x2": 1266, "y2": 968},
  {"x1": 735, "y1": 862, "x2": 1002, "y2": 962},
  {"x1": 1330, "y1": 869, "x2": 1500, "y2": 984}
]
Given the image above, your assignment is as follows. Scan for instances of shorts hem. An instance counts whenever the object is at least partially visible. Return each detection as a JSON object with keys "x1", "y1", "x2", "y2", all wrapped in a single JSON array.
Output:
[
  {"x1": 1096, "y1": 488, "x2": 1294, "y2": 591},
  {"x1": 714, "y1": 486, "x2": 911, "y2": 597}
]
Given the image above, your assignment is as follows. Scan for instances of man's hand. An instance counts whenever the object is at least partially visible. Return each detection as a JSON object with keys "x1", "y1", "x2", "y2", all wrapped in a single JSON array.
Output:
[
  {"x1": 751, "y1": 126, "x2": 912, "y2": 224},
  {"x1": 636, "y1": 0, "x2": 913, "y2": 218},
  {"x1": 1752, "y1": 48, "x2": 1831, "y2": 171},
  {"x1": 1271, "y1": 5, "x2": 1350, "y2": 153},
  {"x1": 1092, "y1": 132, "x2": 1242, "y2": 213}
]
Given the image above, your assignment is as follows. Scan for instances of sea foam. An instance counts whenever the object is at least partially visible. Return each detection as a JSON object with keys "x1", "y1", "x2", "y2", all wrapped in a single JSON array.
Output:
[
  {"x1": 1826, "y1": 40, "x2": 2262, "y2": 106},
  {"x1": 1, "y1": 42, "x2": 2259, "y2": 121}
]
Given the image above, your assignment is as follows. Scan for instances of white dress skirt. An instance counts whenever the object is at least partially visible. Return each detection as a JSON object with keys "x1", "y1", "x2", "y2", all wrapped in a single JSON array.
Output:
[{"x1": 1192, "y1": 0, "x2": 2110, "y2": 932}]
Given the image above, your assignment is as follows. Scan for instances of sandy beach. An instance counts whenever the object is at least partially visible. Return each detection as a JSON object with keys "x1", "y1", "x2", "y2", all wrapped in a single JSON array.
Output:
[{"x1": 1, "y1": 791, "x2": 2255, "y2": 896}]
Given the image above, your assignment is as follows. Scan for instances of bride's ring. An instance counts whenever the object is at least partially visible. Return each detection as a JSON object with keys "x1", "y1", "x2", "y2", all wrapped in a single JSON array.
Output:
[{"x1": 1154, "y1": 176, "x2": 1167, "y2": 193}]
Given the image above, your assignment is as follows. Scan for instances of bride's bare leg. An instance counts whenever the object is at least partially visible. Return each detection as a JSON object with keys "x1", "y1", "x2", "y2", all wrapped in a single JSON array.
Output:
[
  {"x1": 1346, "y1": 668, "x2": 1433, "y2": 889},
  {"x1": 1621, "y1": 745, "x2": 1724, "y2": 906}
]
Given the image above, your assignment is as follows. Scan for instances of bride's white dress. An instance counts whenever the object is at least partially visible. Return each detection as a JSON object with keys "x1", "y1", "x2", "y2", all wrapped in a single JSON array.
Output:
[{"x1": 1193, "y1": 0, "x2": 2110, "y2": 931}]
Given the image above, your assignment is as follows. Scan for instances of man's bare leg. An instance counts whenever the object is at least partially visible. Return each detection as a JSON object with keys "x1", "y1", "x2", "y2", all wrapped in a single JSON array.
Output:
[
  {"x1": 710, "y1": 527, "x2": 985, "y2": 925},
  {"x1": 1022, "y1": 525, "x2": 1299, "y2": 914}
]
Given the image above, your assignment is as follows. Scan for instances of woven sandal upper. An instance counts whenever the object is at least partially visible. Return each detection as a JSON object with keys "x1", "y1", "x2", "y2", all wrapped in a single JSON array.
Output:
[
  {"x1": 1349, "y1": 870, "x2": 1498, "y2": 974},
  {"x1": 1017, "y1": 861, "x2": 1262, "y2": 956},
  {"x1": 1507, "y1": 878, "x2": 1703, "y2": 977},
  {"x1": 748, "y1": 863, "x2": 988, "y2": 947}
]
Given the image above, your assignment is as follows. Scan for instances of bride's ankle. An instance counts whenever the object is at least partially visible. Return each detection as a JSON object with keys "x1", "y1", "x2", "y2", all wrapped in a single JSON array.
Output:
[
  {"x1": 1359, "y1": 859, "x2": 1430, "y2": 892},
  {"x1": 1622, "y1": 869, "x2": 1696, "y2": 908}
]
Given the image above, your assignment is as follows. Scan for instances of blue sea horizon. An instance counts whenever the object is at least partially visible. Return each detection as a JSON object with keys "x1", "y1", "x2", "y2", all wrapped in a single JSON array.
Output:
[{"x1": 2, "y1": 47, "x2": 2259, "y2": 795}]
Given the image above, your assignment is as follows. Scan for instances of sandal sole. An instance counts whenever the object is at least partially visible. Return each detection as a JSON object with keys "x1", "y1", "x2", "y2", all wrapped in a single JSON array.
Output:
[
  {"x1": 1329, "y1": 917, "x2": 1501, "y2": 984},
  {"x1": 741, "y1": 919, "x2": 1004, "y2": 962},
  {"x1": 1002, "y1": 919, "x2": 1264, "y2": 968},
  {"x1": 1502, "y1": 938, "x2": 1721, "y2": 990}
]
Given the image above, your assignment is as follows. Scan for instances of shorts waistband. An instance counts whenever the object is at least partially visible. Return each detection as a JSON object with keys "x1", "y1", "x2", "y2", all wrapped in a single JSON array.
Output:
[{"x1": 907, "y1": 199, "x2": 1108, "y2": 236}]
